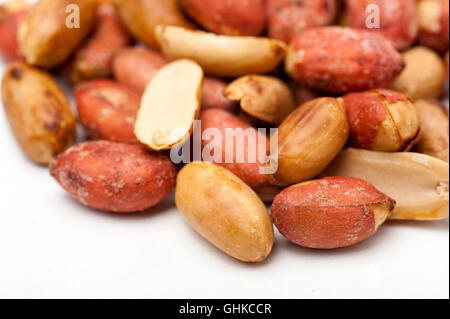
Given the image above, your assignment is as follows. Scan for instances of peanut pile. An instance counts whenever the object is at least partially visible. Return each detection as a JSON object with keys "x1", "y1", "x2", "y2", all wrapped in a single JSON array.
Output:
[{"x1": 0, "y1": 0, "x2": 448, "y2": 263}]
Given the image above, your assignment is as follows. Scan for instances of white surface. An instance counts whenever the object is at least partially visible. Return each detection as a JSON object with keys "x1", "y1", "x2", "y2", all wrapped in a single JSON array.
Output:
[
  {"x1": 0, "y1": 65, "x2": 449, "y2": 300},
  {"x1": 0, "y1": 2, "x2": 449, "y2": 299}
]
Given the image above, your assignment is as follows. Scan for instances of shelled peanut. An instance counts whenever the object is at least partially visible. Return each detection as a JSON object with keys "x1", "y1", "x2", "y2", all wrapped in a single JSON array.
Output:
[{"x1": 0, "y1": 0, "x2": 449, "y2": 263}]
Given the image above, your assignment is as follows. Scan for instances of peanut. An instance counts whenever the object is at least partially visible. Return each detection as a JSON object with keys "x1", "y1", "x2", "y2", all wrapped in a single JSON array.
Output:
[
  {"x1": 414, "y1": 99, "x2": 449, "y2": 162},
  {"x1": 1, "y1": 62, "x2": 76, "y2": 165},
  {"x1": 135, "y1": 59, "x2": 203, "y2": 151},
  {"x1": 272, "y1": 177, "x2": 395, "y2": 249},
  {"x1": 175, "y1": 162, "x2": 274, "y2": 262},
  {"x1": 18, "y1": 0, "x2": 97, "y2": 69},
  {"x1": 267, "y1": 97, "x2": 350, "y2": 186},
  {"x1": 224, "y1": 75, "x2": 296, "y2": 125},
  {"x1": 390, "y1": 46, "x2": 446, "y2": 99}
]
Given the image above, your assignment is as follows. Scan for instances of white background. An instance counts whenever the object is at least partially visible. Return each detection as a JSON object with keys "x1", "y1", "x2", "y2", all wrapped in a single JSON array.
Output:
[{"x1": 0, "y1": 0, "x2": 448, "y2": 299}]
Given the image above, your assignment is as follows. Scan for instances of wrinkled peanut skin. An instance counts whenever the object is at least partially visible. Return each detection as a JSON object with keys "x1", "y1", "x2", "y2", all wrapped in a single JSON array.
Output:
[
  {"x1": 390, "y1": 46, "x2": 446, "y2": 99},
  {"x1": 114, "y1": 0, "x2": 194, "y2": 49},
  {"x1": 50, "y1": 141, "x2": 176, "y2": 213},
  {"x1": 346, "y1": 0, "x2": 418, "y2": 50},
  {"x1": 418, "y1": 0, "x2": 449, "y2": 54},
  {"x1": 175, "y1": 162, "x2": 274, "y2": 262},
  {"x1": 18, "y1": 0, "x2": 97, "y2": 68},
  {"x1": 75, "y1": 80, "x2": 141, "y2": 143},
  {"x1": 66, "y1": 4, "x2": 131, "y2": 83},
  {"x1": 267, "y1": 0, "x2": 336, "y2": 43},
  {"x1": 112, "y1": 47, "x2": 234, "y2": 112},
  {"x1": 1, "y1": 62, "x2": 76, "y2": 165},
  {"x1": 272, "y1": 177, "x2": 395, "y2": 249},
  {"x1": 179, "y1": 0, "x2": 266, "y2": 36},
  {"x1": 268, "y1": 97, "x2": 350, "y2": 186},
  {"x1": 0, "y1": 9, "x2": 27, "y2": 62},
  {"x1": 414, "y1": 99, "x2": 449, "y2": 162},
  {"x1": 285, "y1": 27, "x2": 405, "y2": 94},
  {"x1": 343, "y1": 89, "x2": 421, "y2": 152},
  {"x1": 200, "y1": 109, "x2": 271, "y2": 191}
]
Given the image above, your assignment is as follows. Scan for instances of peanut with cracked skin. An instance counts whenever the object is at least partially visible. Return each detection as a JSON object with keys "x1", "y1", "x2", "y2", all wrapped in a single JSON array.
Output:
[
  {"x1": 285, "y1": 27, "x2": 405, "y2": 94},
  {"x1": 390, "y1": 46, "x2": 446, "y2": 99},
  {"x1": 322, "y1": 148, "x2": 449, "y2": 221},
  {"x1": 414, "y1": 99, "x2": 449, "y2": 162},
  {"x1": 271, "y1": 177, "x2": 396, "y2": 249},
  {"x1": 267, "y1": 97, "x2": 350, "y2": 186},
  {"x1": 175, "y1": 162, "x2": 274, "y2": 262},
  {"x1": 1, "y1": 62, "x2": 76, "y2": 165},
  {"x1": 75, "y1": 80, "x2": 141, "y2": 143},
  {"x1": 18, "y1": 0, "x2": 97, "y2": 69},
  {"x1": 179, "y1": 0, "x2": 266, "y2": 36},
  {"x1": 343, "y1": 89, "x2": 421, "y2": 152},
  {"x1": 50, "y1": 141, "x2": 176, "y2": 213},
  {"x1": 224, "y1": 75, "x2": 296, "y2": 125},
  {"x1": 345, "y1": 0, "x2": 419, "y2": 50},
  {"x1": 267, "y1": 0, "x2": 337, "y2": 43}
]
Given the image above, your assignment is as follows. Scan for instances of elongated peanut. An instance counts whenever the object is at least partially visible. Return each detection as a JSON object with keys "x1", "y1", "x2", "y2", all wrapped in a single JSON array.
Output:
[
  {"x1": 267, "y1": 97, "x2": 349, "y2": 186},
  {"x1": 1, "y1": 62, "x2": 76, "y2": 165},
  {"x1": 175, "y1": 162, "x2": 274, "y2": 262},
  {"x1": 18, "y1": 0, "x2": 97, "y2": 68},
  {"x1": 272, "y1": 177, "x2": 395, "y2": 249}
]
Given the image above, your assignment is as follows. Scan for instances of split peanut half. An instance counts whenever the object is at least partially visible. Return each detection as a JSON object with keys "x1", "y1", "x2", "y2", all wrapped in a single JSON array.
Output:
[
  {"x1": 154, "y1": 25, "x2": 287, "y2": 77},
  {"x1": 322, "y1": 148, "x2": 449, "y2": 221},
  {"x1": 134, "y1": 59, "x2": 203, "y2": 151}
]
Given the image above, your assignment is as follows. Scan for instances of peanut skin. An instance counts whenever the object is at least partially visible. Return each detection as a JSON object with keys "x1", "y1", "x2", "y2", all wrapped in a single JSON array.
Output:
[
  {"x1": 75, "y1": 80, "x2": 141, "y2": 143},
  {"x1": 0, "y1": 9, "x2": 27, "y2": 62},
  {"x1": 200, "y1": 109, "x2": 271, "y2": 191},
  {"x1": 50, "y1": 141, "x2": 176, "y2": 213},
  {"x1": 285, "y1": 27, "x2": 405, "y2": 94},
  {"x1": 343, "y1": 89, "x2": 421, "y2": 152},
  {"x1": 267, "y1": 0, "x2": 336, "y2": 43},
  {"x1": 272, "y1": 177, "x2": 395, "y2": 249},
  {"x1": 179, "y1": 0, "x2": 266, "y2": 36}
]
